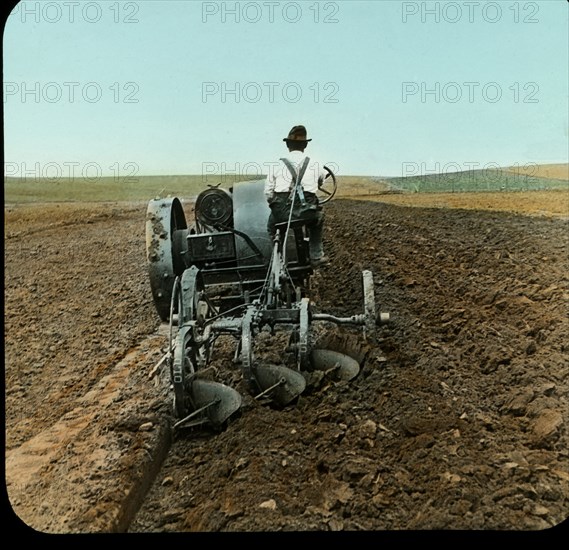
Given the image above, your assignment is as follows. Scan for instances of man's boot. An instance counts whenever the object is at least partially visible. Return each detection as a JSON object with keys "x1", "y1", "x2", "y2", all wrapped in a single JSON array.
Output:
[{"x1": 308, "y1": 222, "x2": 329, "y2": 267}]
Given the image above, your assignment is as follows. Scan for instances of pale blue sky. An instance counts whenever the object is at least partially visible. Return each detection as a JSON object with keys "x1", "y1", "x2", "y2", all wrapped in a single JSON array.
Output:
[{"x1": 3, "y1": 0, "x2": 568, "y2": 178}]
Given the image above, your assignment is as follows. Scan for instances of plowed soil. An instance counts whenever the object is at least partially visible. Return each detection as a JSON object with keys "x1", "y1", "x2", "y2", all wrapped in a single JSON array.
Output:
[{"x1": 4, "y1": 195, "x2": 569, "y2": 534}]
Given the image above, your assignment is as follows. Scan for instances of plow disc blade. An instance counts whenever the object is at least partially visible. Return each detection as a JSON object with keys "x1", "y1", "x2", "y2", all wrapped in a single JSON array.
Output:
[
  {"x1": 310, "y1": 349, "x2": 360, "y2": 381},
  {"x1": 189, "y1": 379, "x2": 242, "y2": 428},
  {"x1": 254, "y1": 365, "x2": 306, "y2": 406}
]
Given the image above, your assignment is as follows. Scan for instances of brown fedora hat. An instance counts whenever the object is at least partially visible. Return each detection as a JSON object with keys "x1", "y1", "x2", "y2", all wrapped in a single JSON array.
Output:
[{"x1": 283, "y1": 125, "x2": 312, "y2": 142}]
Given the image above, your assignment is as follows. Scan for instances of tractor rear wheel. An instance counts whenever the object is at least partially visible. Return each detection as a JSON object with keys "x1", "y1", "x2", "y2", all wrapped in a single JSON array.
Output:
[{"x1": 146, "y1": 197, "x2": 188, "y2": 322}]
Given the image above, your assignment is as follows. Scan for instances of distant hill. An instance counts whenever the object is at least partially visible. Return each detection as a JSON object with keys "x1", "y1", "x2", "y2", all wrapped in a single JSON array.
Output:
[
  {"x1": 4, "y1": 164, "x2": 568, "y2": 203},
  {"x1": 383, "y1": 164, "x2": 568, "y2": 194}
]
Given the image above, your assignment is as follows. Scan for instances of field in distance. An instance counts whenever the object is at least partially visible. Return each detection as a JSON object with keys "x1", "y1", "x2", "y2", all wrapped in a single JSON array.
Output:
[
  {"x1": 336, "y1": 163, "x2": 569, "y2": 218},
  {"x1": 3, "y1": 174, "x2": 256, "y2": 204},
  {"x1": 4, "y1": 163, "x2": 568, "y2": 218}
]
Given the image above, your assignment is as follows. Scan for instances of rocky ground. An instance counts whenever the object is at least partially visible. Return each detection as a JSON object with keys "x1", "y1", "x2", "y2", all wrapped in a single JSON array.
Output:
[{"x1": 4, "y1": 195, "x2": 569, "y2": 534}]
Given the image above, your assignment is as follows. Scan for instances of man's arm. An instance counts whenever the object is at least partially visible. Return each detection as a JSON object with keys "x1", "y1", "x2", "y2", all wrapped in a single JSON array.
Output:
[{"x1": 264, "y1": 172, "x2": 276, "y2": 202}]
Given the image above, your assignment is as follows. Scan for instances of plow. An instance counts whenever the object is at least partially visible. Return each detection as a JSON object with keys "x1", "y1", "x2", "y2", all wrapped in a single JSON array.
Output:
[{"x1": 145, "y1": 169, "x2": 390, "y2": 430}]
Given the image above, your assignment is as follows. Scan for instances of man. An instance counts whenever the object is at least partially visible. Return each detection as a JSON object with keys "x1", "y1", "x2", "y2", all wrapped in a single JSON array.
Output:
[{"x1": 264, "y1": 125, "x2": 329, "y2": 267}]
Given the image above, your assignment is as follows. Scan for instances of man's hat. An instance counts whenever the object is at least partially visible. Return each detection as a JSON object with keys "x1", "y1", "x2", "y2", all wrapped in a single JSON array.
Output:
[{"x1": 283, "y1": 125, "x2": 312, "y2": 142}]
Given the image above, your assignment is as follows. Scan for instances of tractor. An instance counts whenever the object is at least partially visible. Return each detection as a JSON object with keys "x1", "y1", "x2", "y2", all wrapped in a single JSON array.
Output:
[{"x1": 145, "y1": 168, "x2": 389, "y2": 429}]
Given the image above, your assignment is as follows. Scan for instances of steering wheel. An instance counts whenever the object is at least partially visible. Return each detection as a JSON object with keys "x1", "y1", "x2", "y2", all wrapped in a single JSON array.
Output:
[{"x1": 317, "y1": 165, "x2": 337, "y2": 205}]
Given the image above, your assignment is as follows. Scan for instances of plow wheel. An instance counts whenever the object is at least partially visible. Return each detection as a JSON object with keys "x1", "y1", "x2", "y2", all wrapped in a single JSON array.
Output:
[
  {"x1": 310, "y1": 349, "x2": 360, "y2": 381},
  {"x1": 182, "y1": 379, "x2": 242, "y2": 430},
  {"x1": 170, "y1": 269, "x2": 201, "y2": 419},
  {"x1": 309, "y1": 320, "x2": 373, "y2": 382},
  {"x1": 173, "y1": 334, "x2": 241, "y2": 428},
  {"x1": 146, "y1": 197, "x2": 188, "y2": 322},
  {"x1": 171, "y1": 325, "x2": 196, "y2": 419},
  {"x1": 240, "y1": 306, "x2": 307, "y2": 406},
  {"x1": 253, "y1": 365, "x2": 306, "y2": 407},
  {"x1": 171, "y1": 267, "x2": 241, "y2": 426}
]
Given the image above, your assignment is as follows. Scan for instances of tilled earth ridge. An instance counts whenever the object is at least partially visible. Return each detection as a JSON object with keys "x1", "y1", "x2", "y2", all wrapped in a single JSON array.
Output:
[
  {"x1": 5, "y1": 203, "x2": 169, "y2": 533},
  {"x1": 4, "y1": 199, "x2": 569, "y2": 533}
]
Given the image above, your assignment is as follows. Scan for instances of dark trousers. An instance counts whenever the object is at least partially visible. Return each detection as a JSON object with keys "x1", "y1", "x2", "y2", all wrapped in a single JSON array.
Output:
[{"x1": 267, "y1": 192, "x2": 324, "y2": 259}]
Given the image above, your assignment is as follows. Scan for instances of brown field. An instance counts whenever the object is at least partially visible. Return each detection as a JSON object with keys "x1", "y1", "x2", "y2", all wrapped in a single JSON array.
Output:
[
  {"x1": 349, "y1": 190, "x2": 569, "y2": 218},
  {"x1": 335, "y1": 163, "x2": 569, "y2": 218},
  {"x1": 503, "y1": 163, "x2": 569, "y2": 180},
  {"x1": 5, "y1": 165, "x2": 569, "y2": 533}
]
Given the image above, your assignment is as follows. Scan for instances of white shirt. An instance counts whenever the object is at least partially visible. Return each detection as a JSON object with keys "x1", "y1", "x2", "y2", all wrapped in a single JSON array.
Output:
[{"x1": 264, "y1": 150, "x2": 327, "y2": 201}]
